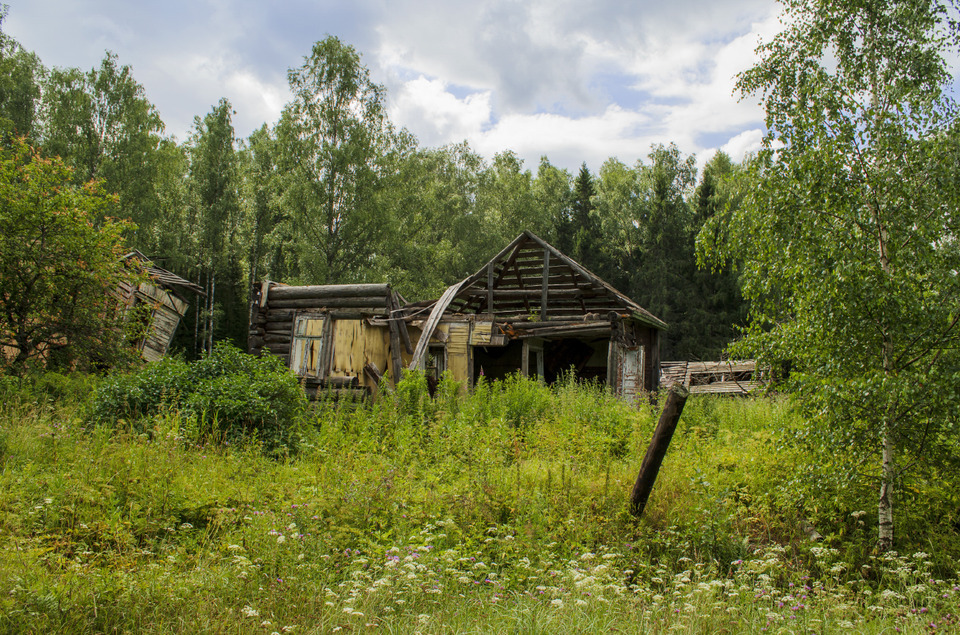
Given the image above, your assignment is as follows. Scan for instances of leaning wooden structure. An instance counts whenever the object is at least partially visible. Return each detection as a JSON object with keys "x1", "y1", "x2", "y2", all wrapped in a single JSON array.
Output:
[
  {"x1": 249, "y1": 232, "x2": 667, "y2": 402},
  {"x1": 659, "y1": 360, "x2": 763, "y2": 395},
  {"x1": 119, "y1": 251, "x2": 204, "y2": 362}
]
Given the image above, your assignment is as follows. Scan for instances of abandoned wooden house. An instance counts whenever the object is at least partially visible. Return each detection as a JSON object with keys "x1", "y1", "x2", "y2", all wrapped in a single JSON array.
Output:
[
  {"x1": 248, "y1": 231, "x2": 668, "y2": 402},
  {"x1": 119, "y1": 251, "x2": 204, "y2": 362}
]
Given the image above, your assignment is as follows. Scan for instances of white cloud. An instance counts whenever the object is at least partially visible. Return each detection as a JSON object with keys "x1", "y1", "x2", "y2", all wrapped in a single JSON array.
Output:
[
  {"x1": 372, "y1": 1, "x2": 780, "y2": 171},
  {"x1": 389, "y1": 77, "x2": 492, "y2": 146},
  {"x1": 721, "y1": 128, "x2": 765, "y2": 160},
  {"x1": 7, "y1": 0, "x2": 785, "y2": 172}
]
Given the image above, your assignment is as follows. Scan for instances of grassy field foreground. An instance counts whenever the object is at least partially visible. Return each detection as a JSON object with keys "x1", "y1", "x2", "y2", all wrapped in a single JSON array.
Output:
[{"x1": 1, "y1": 372, "x2": 959, "y2": 633}]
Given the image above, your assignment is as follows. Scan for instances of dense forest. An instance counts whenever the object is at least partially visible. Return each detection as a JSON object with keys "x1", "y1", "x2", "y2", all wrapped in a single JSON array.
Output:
[{"x1": 0, "y1": 12, "x2": 746, "y2": 362}]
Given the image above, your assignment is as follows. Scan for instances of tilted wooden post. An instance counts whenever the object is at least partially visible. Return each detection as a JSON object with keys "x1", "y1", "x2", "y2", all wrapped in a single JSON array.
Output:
[{"x1": 630, "y1": 384, "x2": 690, "y2": 518}]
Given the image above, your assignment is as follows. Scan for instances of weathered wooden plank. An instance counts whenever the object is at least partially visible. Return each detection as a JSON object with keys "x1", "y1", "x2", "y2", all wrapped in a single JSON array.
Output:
[
  {"x1": 685, "y1": 361, "x2": 757, "y2": 374},
  {"x1": 387, "y1": 312, "x2": 403, "y2": 387},
  {"x1": 364, "y1": 362, "x2": 383, "y2": 384},
  {"x1": 630, "y1": 385, "x2": 689, "y2": 518},
  {"x1": 690, "y1": 381, "x2": 761, "y2": 394},
  {"x1": 259, "y1": 281, "x2": 271, "y2": 308},
  {"x1": 541, "y1": 248, "x2": 550, "y2": 319},
  {"x1": 486, "y1": 262, "x2": 495, "y2": 311},
  {"x1": 464, "y1": 288, "x2": 586, "y2": 299},
  {"x1": 504, "y1": 320, "x2": 586, "y2": 328},
  {"x1": 268, "y1": 284, "x2": 391, "y2": 300},
  {"x1": 409, "y1": 281, "x2": 465, "y2": 370},
  {"x1": 517, "y1": 325, "x2": 611, "y2": 339},
  {"x1": 388, "y1": 292, "x2": 413, "y2": 354},
  {"x1": 268, "y1": 297, "x2": 388, "y2": 309}
]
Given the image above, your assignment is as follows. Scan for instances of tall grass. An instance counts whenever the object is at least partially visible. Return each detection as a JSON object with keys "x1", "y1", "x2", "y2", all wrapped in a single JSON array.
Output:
[{"x1": 1, "y1": 371, "x2": 958, "y2": 633}]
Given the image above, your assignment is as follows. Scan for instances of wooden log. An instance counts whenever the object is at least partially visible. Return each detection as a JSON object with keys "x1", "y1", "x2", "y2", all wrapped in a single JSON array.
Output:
[
  {"x1": 267, "y1": 297, "x2": 389, "y2": 309},
  {"x1": 388, "y1": 313, "x2": 403, "y2": 387},
  {"x1": 518, "y1": 326, "x2": 611, "y2": 339},
  {"x1": 268, "y1": 284, "x2": 390, "y2": 300},
  {"x1": 409, "y1": 281, "x2": 465, "y2": 370},
  {"x1": 322, "y1": 376, "x2": 360, "y2": 389},
  {"x1": 464, "y1": 288, "x2": 586, "y2": 299},
  {"x1": 505, "y1": 320, "x2": 581, "y2": 329},
  {"x1": 261, "y1": 348, "x2": 290, "y2": 362},
  {"x1": 630, "y1": 385, "x2": 689, "y2": 518},
  {"x1": 264, "y1": 321, "x2": 294, "y2": 333},
  {"x1": 386, "y1": 293, "x2": 408, "y2": 386},
  {"x1": 265, "y1": 309, "x2": 296, "y2": 321},
  {"x1": 263, "y1": 333, "x2": 292, "y2": 344}
]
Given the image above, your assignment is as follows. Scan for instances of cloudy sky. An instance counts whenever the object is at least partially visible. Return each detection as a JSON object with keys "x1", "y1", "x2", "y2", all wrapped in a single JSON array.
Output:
[{"x1": 5, "y1": 0, "x2": 783, "y2": 174}]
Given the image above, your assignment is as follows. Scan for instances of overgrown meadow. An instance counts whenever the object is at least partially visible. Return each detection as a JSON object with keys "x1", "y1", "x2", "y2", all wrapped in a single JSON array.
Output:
[{"x1": 1, "y1": 356, "x2": 959, "y2": 633}]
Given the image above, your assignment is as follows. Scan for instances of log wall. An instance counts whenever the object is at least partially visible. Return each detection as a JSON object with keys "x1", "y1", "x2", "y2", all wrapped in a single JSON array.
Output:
[{"x1": 249, "y1": 281, "x2": 398, "y2": 394}]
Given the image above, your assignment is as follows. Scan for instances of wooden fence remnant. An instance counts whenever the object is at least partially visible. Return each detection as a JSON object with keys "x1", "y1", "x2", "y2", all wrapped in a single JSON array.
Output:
[{"x1": 630, "y1": 384, "x2": 690, "y2": 518}]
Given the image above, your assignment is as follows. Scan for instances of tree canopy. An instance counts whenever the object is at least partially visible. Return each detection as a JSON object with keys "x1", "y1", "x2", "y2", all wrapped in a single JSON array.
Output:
[
  {"x1": 703, "y1": 0, "x2": 960, "y2": 550},
  {"x1": 0, "y1": 138, "x2": 135, "y2": 373}
]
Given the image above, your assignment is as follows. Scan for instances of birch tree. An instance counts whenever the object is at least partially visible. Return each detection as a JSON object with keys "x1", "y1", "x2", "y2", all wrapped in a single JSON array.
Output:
[
  {"x1": 276, "y1": 37, "x2": 392, "y2": 284},
  {"x1": 705, "y1": 0, "x2": 960, "y2": 550}
]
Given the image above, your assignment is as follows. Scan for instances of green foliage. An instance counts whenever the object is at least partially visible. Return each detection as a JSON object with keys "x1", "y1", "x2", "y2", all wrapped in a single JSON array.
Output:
[
  {"x1": 276, "y1": 36, "x2": 394, "y2": 284},
  {"x1": 0, "y1": 138, "x2": 136, "y2": 373},
  {"x1": 3, "y1": 386, "x2": 960, "y2": 632},
  {"x1": 186, "y1": 97, "x2": 247, "y2": 351},
  {"x1": 40, "y1": 52, "x2": 166, "y2": 234},
  {"x1": 0, "y1": 7, "x2": 43, "y2": 141},
  {"x1": 89, "y1": 344, "x2": 307, "y2": 453},
  {"x1": 705, "y1": 0, "x2": 960, "y2": 548}
]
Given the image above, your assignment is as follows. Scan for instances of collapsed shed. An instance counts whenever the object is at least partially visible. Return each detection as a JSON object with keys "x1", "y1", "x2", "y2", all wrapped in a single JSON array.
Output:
[
  {"x1": 119, "y1": 251, "x2": 204, "y2": 362},
  {"x1": 249, "y1": 231, "x2": 667, "y2": 403},
  {"x1": 660, "y1": 360, "x2": 764, "y2": 394}
]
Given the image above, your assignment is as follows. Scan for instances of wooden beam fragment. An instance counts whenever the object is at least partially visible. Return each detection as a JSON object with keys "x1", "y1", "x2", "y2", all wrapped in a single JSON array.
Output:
[
  {"x1": 630, "y1": 385, "x2": 689, "y2": 518},
  {"x1": 364, "y1": 362, "x2": 383, "y2": 385},
  {"x1": 408, "y1": 281, "x2": 465, "y2": 370},
  {"x1": 268, "y1": 283, "x2": 392, "y2": 300},
  {"x1": 541, "y1": 248, "x2": 550, "y2": 319},
  {"x1": 487, "y1": 262, "x2": 495, "y2": 312}
]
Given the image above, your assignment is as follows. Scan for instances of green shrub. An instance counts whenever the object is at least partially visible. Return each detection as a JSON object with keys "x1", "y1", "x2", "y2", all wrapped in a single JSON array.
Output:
[
  {"x1": 0, "y1": 371, "x2": 101, "y2": 409},
  {"x1": 89, "y1": 344, "x2": 307, "y2": 454}
]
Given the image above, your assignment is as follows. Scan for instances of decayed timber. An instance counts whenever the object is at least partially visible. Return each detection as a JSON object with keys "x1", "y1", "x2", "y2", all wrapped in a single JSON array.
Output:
[
  {"x1": 268, "y1": 283, "x2": 391, "y2": 300},
  {"x1": 409, "y1": 281, "x2": 465, "y2": 369},
  {"x1": 268, "y1": 297, "x2": 389, "y2": 309},
  {"x1": 630, "y1": 385, "x2": 689, "y2": 518},
  {"x1": 660, "y1": 360, "x2": 761, "y2": 395},
  {"x1": 516, "y1": 325, "x2": 612, "y2": 339},
  {"x1": 364, "y1": 362, "x2": 383, "y2": 384},
  {"x1": 264, "y1": 309, "x2": 295, "y2": 322}
]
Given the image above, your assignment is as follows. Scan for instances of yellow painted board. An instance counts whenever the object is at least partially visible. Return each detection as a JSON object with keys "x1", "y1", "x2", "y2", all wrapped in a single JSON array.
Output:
[{"x1": 470, "y1": 321, "x2": 494, "y2": 345}]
